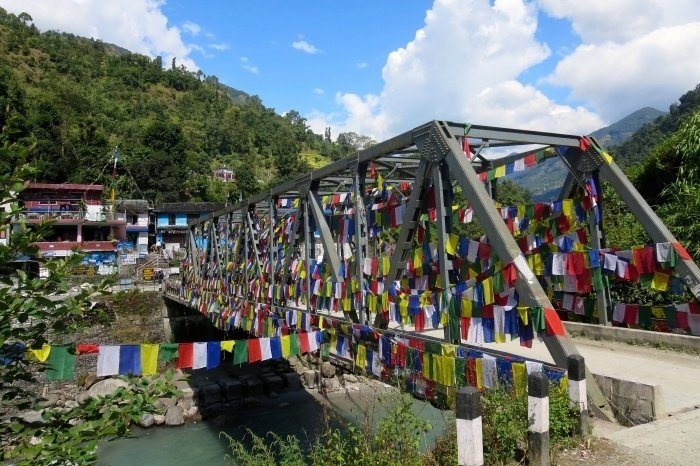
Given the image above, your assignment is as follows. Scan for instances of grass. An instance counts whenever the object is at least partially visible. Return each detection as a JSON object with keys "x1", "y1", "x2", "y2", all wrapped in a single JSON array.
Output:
[{"x1": 301, "y1": 150, "x2": 331, "y2": 169}]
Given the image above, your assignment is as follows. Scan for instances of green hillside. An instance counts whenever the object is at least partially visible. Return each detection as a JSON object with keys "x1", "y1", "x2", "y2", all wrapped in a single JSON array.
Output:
[
  {"x1": 612, "y1": 84, "x2": 700, "y2": 169},
  {"x1": 590, "y1": 107, "x2": 666, "y2": 148},
  {"x1": 0, "y1": 8, "x2": 340, "y2": 204}
]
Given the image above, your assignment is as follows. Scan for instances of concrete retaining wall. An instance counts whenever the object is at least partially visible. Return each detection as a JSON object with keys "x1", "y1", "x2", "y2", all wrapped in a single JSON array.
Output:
[
  {"x1": 593, "y1": 373, "x2": 665, "y2": 426},
  {"x1": 564, "y1": 322, "x2": 700, "y2": 352}
]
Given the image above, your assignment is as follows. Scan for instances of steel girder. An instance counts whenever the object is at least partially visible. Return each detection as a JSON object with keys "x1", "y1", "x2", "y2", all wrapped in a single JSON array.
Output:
[{"x1": 180, "y1": 120, "x2": 700, "y2": 422}]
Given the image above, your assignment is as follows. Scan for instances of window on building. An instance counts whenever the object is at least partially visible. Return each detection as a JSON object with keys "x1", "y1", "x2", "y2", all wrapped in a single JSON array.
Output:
[
  {"x1": 168, "y1": 214, "x2": 176, "y2": 225},
  {"x1": 187, "y1": 214, "x2": 199, "y2": 224},
  {"x1": 0, "y1": 229, "x2": 6, "y2": 239}
]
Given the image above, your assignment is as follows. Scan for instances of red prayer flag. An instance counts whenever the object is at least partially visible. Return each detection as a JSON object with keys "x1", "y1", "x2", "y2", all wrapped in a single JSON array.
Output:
[
  {"x1": 177, "y1": 343, "x2": 194, "y2": 369},
  {"x1": 624, "y1": 305, "x2": 638, "y2": 325},
  {"x1": 462, "y1": 136, "x2": 471, "y2": 158},
  {"x1": 673, "y1": 243, "x2": 692, "y2": 260},
  {"x1": 579, "y1": 136, "x2": 591, "y2": 152},
  {"x1": 299, "y1": 332, "x2": 310, "y2": 354},
  {"x1": 76, "y1": 344, "x2": 99, "y2": 354},
  {"x1": 248, "y1": 339, "x2": 262, "y2": 363},
  {"x1": 544, "y1": 308, "x2": 566, "y2": 336},
  {"x1": 524, "y1": 154, "x2": 537, "y2": 167}
]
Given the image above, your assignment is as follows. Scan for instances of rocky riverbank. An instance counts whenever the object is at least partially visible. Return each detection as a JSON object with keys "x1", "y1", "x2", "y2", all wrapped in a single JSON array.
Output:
[{"x1": 16, "y1": 352, "x2": 360, "y2": 432}]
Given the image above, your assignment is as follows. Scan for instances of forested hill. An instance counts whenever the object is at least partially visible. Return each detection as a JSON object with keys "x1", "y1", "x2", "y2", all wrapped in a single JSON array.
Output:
[
  {"x1": 590, "y1": 107, "x2": 666, "y2": 148},
  {"x1": 611, "y1": 84, "x2": 700, "y2": 169},
  {"x1": 0, "y1": 8, "x2": 347, "y2": 203}
]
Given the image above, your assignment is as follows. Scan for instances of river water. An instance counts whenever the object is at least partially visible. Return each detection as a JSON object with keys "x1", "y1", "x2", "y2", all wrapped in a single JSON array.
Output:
[{"x1": 97, "y1": 382, "x2": 451, "y2": 466}]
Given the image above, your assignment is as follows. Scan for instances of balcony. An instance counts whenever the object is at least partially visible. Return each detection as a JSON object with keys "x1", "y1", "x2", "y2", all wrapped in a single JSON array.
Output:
[{"x1": 21, "y1": 210, "x2": 125, "y2": 224}]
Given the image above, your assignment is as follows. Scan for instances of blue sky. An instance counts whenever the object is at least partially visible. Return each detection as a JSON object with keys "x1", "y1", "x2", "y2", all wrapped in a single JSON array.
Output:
[
  {"x1": 161, "y1": 0, "x2": 435, "y2": 116},
  {"x1": 2, "y1": 0, "x2": 700, "y2": 139}
]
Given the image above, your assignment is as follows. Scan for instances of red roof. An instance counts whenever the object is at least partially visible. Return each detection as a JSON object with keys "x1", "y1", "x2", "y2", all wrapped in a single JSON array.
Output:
[
  {"x1": 27, "y1": 183, "x2": 103, "y2": 191},
  {"x1": 34, "y1": 241, "x2": 115, "y2": 252}
]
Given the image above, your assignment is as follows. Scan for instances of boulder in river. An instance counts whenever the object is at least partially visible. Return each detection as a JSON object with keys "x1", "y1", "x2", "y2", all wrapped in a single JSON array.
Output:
[
  {"x1": 164, "y1": 406, "x2": 184, "y2": 426},
  {"x1": 138, "y1": 413, "x2": 155, "y2": 428}
]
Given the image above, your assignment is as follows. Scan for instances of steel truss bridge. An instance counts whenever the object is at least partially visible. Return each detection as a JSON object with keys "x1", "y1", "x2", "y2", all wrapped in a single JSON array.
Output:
[{"x1": 164, "y1": 120, "x2": 700, "y2": 419}]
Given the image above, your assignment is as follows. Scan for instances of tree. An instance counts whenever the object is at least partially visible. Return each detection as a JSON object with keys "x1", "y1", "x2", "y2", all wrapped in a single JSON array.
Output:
[{"x1": 0, "y1": 162, "x2": 109, "y2": 426}]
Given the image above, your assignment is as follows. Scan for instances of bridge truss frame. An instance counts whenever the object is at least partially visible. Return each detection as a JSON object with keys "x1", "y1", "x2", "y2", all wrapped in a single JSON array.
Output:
[{"x1": 183, "y1": 120, "x2": 700, "y2": 419}]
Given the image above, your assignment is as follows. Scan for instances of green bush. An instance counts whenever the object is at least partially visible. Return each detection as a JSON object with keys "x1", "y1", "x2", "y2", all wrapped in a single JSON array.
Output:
[
  {"x1": 225, "y1": 382, "x2": 581, "y2": 466},
  {"x1": 4, "y1": 371, "x2": 181, "y2": 465}
]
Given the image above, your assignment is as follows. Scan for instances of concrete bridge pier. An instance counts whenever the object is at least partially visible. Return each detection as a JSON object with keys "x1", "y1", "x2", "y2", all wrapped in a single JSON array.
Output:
[{"x1": 161, "y1": 296, "x2": 225, "y2": 342}]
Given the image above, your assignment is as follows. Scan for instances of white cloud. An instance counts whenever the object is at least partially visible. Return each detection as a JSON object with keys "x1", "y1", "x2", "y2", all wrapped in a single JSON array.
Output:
[
  {"x1": 356, "y1": 62, "x2": 368, "y2": 69},
  {"x1": 190, "y1": 43, "x2": 213, "y2": 59},
  {"x1": 292, "y1": 39, "x2": 320, "y2": 54},
  {"x1": 240, "y1": 56, "x2": 259, "y2": 75},
  {"x1": 308, "y1": 0, "x2": 600, "y2": 140},
  {"x1": 1, "y1": 0, "x2": 198, "y2": 70},
  {"x1": 548, "y1": 23, "x2": 700, "y2": 120},
  {"x1": 208, "y1": 42, "x2": 230, "y2": 51},
  {"x1": 313, "y1": 88, "x2": 324, "y2": 95},
  {"x1": 537, "y1": 0, "x2": 699, "y2": 44},
  {"x1": 181, "y1": 20, "x2": 201, "y2": 36},
  {"x1": 540, "y1": 2, "x2": 700, "y2": 120}
]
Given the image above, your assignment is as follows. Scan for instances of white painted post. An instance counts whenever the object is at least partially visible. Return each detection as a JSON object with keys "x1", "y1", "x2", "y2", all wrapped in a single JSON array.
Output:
[
  {"x1": 456, "y1": 387, "x2": 484, "y2": 466},
  {"x1": 528, "y1": 371, "x2": 550, "y2": 466},
  {"x1": 567, "y1": 354, "x2": 589, "y2": 435}
]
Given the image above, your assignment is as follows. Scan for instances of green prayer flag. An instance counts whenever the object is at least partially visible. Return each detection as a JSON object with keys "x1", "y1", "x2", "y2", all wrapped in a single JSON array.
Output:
[
  {"x1": 320, "y1": 343, "x2": 330, "y2": 359},
  {"x1": 639, "y1": 273, "x2": 654, "y2": 289},
  {"x1": 455, "y1": 358, "x2": 467, "y2": 388},
  {"x1": 584, "y1": 298, "x2": 596, "y2": 319},
  {"x1": 424, "y1": 341, "x2": 441, "y2": 355},
  {"x1": 289, "y1": 334, "x2": 300, "y2": 356},
  {"x1": 46, "y1": 345, "x2": 76, "y2": 381},
  {"x1": 530, "y1": 306, "x2": 546, "y2": 332},
  {"x1": 159, "y1": 343, "x2": 179, "y2": 362},
  {"x1": 492, "y1": 271, "x2": 503, "y2": 293},
  {"x1": 449, "y1": 316, "x2": 460, "y2": 342},
  {"x1": 233, "y1": 340, "x2": 248, "y2": 364},
  {"x1": 592, "y1": 268, "x2": 605, "y2": 292},
  {"x1": 638, "y1": 306, "x2": 652, "y2": 329},
  {"x1": 663, "y1": 306, "x2": 676, "y2": 329}
]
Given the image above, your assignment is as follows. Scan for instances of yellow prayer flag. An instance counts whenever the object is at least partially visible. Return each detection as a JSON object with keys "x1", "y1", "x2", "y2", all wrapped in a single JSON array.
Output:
[
  {"x1": 512, "y1": 362, "x2": 527, "y2": 396},
  {"x1": 413, "y1": 248, "x2": 423, "y2": 270},
  {"x1": 517, "y1": 306, "x2": 529, "y2": 325},
  {"x1": 494, "y1": 165, "x2": 506, "y2": 179},
  {"x1": 562, "y1": 199, "x2": 573, "y2": 219},
  {"x1": 651, "y1": 272, "x2": 669, "y2": 291},
  {"x1": 140, "y1": 344, "x2": 159, "y2": 375},
  {"x1": 446, "y1": 233, "x2": 459, "y2": 256},
  {"x1": 422, "y1": 353, "x2": 432, "y2": 380},
  {"x1": 399, "y1": 298, "x2": 409, "y2": 320},
  {"x1": 30, "y1": 344, "x2": 51, "y2": 363},
  {"x1": 441, "y1": 344, "x2": 457, "y2": 357},
  {"x1": 281, "y1": 335, "x2": 291, "y2": 357},
  {"x1": 461, "y1": 298, "x2": 473, "y2": 317},
  {"x1": 603, "y1": 152, "x2": 613, "y2": 164},
  {"x1": 221, "y1": 341, "x2": 236, "y2": 352},
  {"x1": 381, "y1": 256, "x2": 390, "y2": 276},
  {"x1": 482, "y1": 277, "x2": 494, "y2": 305},
  {"x1": 355, "y1": 345, "x2": 367, "y2": 369}
]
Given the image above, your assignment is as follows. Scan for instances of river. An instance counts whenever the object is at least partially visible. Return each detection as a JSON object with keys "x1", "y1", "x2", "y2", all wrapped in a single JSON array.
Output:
[{"x1": 97, "y1": 381, "x2": 452, "y2": 465}]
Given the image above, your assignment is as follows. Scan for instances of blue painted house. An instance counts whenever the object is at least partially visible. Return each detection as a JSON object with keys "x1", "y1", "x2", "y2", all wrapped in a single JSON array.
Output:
[{"x1": 154, "y1": 202, "x2": 224, "y2": 251}]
